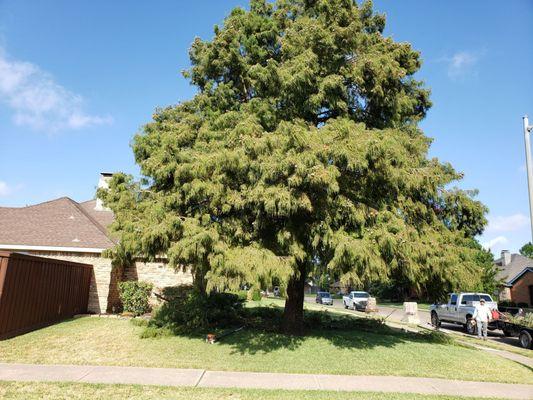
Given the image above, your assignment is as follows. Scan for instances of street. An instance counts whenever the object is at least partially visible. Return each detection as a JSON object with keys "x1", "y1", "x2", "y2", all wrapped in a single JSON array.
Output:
[{"x1": 305, "y1": 297, "x2": 523, "y2": 349}]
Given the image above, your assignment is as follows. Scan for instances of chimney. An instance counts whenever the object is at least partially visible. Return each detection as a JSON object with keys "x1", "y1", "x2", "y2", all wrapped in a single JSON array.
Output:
[
  {"x1": 501, "y1": 250, "x2": 512, "y2": 266},
  {"x1": 95, "y1": 172, "x2": 113, "y2": 211}
]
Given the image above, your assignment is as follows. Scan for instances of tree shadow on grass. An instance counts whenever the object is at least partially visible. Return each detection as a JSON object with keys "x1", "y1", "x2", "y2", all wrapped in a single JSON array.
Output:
[{"x1": 209, "y1": 306, "x2": 449, "y2": 356}]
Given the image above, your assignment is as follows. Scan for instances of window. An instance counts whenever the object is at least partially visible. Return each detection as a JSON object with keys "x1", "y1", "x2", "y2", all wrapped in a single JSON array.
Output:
[
  {"x1": 450, "y1": 294, "x2": 457, "y2": 306},
  {"x1": 354, "y1": 292, "x2": 369, "y2": 298},
  {"x1": 461, "y1": 294, "x2": 492, "y2": 304},
  {"x1": 461, "y1": 295, "x2": 474, "y2": 304}
]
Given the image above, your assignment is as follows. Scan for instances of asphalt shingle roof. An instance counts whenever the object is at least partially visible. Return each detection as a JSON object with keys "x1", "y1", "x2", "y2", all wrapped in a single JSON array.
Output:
[
  {"x1": 494, "y1": 253, "x2": 533, "y2": 286},
  {"x1": 0, "y1": 197, "x2": 115, "y2": 250}
]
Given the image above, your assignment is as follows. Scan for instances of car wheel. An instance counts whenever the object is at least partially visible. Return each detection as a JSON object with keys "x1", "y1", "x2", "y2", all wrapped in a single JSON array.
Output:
[
  {"x1": 519, "y1": 330, "x2": 533, "y2": 349},
  {"x1": 430, "y1": 312, "x2": 441, "y2": 328},
  {"x1": 352, "y1": 303, "x2": 356, "y2": 311},
  {"x1": 465, "y1": 319, "x2": 477, "y2": 335},
  {"x1": 344, "y1": 302, "x2": 348, "y2": 309}
]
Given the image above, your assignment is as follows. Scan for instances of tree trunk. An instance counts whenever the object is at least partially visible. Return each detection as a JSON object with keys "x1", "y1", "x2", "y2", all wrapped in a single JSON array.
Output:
[
  {"x1": 281, "y1": 266, "x2": 306, "y2": 335},
  {"x1": 193, "y1": 264, "x2": 207, "y2": 296}
]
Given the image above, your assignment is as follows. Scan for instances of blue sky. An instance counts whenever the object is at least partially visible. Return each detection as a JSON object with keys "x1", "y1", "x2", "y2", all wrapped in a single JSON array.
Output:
[{"x1": 0, "y1": 0, "x2": 532, "y2": 256}]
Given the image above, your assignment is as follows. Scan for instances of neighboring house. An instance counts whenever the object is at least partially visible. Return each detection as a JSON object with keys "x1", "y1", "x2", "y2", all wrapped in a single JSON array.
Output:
[
  {"x1": 303, "y1": 280, "x2": 318, "y2": 294},
  {"x1": 495, "y1": 250, "x2": 533, "y2": 306},
  {"x1": 330, "y1": 280, "x2": 350, "y2": 295},
  {"x1": 0, "y1": 173, "x2": 192, "y2": 313}
]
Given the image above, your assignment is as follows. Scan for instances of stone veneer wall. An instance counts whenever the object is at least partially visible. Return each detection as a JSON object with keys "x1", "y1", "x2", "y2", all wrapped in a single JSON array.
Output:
[
  {"x1": 498, "y1": 286, "x2": 512, "y2": 302},
  {"x1": 123, "y1": 261, "x2": 193, "y2": 304},
  {"x1": 13, "y1": 250, "x2": 192, "y2": 314}
]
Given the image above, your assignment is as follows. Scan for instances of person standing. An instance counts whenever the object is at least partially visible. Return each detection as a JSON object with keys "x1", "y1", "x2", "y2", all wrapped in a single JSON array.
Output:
[{"x1": 472, "y1": 298, "x2": 492, "y2": 340}]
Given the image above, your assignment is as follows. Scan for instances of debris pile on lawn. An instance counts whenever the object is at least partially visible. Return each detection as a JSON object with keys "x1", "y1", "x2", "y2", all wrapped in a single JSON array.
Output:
[{"x1": 508, "y1": 313, "x2": 533, "y2": 329}]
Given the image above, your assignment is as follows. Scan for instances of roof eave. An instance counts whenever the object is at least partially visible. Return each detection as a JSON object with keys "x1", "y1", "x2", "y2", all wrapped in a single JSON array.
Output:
[{"x1": 0, "y1": 244, "x2": 107, "y2": 254}]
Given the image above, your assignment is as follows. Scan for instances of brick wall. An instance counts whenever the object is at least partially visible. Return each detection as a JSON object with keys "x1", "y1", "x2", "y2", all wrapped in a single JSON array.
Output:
[
  {"x1": 511, "y1": 271, "x2": 533, "y2": 306},
  {"x1": 12, "y1": 250, "x2": 192, "y2": 313}
]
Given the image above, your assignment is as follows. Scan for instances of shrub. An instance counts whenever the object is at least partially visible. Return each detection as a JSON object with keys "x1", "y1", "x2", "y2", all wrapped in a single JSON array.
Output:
[
  {"x1": 234, "y1": 290, "x2": 248, "y2": 302},
  {"x1": 250, "y1": 288, "x2": 262, "y2": 301},
  {"x1": 517, "y1": 302, "x2": 530, "y2": 309},
  {"x1": 118, "y1": 281, "x2": 153, "y2": 316},
  {"x1": 148, "y1": 286, "x2": 245, "y2": 334}
]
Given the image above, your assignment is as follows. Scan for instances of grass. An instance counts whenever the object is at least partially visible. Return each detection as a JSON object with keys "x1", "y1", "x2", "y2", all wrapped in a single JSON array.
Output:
[
  {"x1": 0, "y1": 381, "x2": 510, "y2": 400},
  {"x1": 0, "y1": 314, "x2": 531, "y2": 384},
  {"x1": 377, "y1": 301, "x2": 432, "y2": 311},
  {"x1": 455, "y1": 333, "x2": 533, "y2": 358}
]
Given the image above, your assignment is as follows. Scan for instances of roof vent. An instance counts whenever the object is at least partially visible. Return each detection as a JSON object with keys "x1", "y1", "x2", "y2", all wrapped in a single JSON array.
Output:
[
  {"x1": 95, "y1": 172, "x2": 113, "y2": 211},
  {"x1": 501, "y1": 250, "x2": 512, "y2": 266}
]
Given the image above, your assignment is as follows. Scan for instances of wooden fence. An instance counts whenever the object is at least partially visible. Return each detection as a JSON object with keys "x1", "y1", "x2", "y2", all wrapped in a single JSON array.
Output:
[{"x1": 0, "y1": 252, "x2": 92, "y2": 339}]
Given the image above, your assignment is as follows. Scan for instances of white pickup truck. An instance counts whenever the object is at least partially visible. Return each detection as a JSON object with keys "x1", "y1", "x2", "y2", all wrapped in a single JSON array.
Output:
[
  {"x1": 343, "y1": 291, "x2": 370, "y2": 311},
  {"x1": 430, "y1": 292, "x2": 498, "y2": 334}
]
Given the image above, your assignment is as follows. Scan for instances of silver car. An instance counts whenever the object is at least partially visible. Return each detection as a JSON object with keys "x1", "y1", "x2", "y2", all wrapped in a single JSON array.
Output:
[{"x1": 316, "y1": 291, "x2": 333, "y2": 305}]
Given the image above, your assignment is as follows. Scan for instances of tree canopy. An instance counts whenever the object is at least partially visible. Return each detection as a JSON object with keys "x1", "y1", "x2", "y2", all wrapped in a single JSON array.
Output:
[
  {"x1": 520, "y1": 242, "x2": 533, "y2": 259},
  {"x1": 100, "y1": 0, "x2": 489, "y2": 334}
]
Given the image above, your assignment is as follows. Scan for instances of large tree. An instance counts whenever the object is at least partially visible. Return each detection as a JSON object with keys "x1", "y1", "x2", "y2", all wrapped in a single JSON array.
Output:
[
  {"x1": 520, "y1": 242, "x2": 533, "y2": 259},
  {"x1": 101, "y1": 0, "x2": 488, "y2": 334}
]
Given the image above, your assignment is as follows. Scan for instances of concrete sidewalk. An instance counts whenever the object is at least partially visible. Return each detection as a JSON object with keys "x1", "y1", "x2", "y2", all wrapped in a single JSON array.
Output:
[{"x1": 0, "y1": 363, "x2": 531, "y2": 399}]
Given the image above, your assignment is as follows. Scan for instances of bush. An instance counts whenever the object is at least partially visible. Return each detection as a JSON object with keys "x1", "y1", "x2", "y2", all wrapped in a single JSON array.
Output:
[
  {"x1": 148, "y1": 286, "x2": 245, "y2": 334},
  {"x1": 250, "y1": 288, "x2": 262, "y2": 301},
  {"x1": 517, "y1": 302, "x2": 530, "y2": 309},
  {"x1": 118, "y1": 281, "x2": 153, "y2": 316}
]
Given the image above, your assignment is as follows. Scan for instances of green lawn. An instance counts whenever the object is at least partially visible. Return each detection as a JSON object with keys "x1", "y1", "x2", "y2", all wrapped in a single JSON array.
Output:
[
  {"x1": 0, "y1": 316, "x2": 530, "y2": 384},
  {"x1": 377, "y1": 301, "x2": 432, "y2": 311},
  {"x1": 0, "y1": 381, "x2": 509, "y2": 400}
]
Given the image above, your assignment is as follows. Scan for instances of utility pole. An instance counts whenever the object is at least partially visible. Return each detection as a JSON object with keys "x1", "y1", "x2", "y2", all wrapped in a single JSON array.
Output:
[{"x1": 523, "y1": 115, "x2": 533, "y2": 242}]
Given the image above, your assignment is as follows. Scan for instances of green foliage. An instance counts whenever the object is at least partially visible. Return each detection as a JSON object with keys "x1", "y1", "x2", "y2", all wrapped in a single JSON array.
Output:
[
  {"x1": 509, "y1": 313, "x2": 533, "y2": 329},
  {"x1": 130, "y1": 317, "x2": 149, "y2": 327},
  {"x1": 250, "y1": 288, "x2": 262, "y2": 301},
  {"x1": 471, "y1": 242, "x2": 500, "y2": 295},
  {"x1": 100, "y1": 0, "x2": 490, "y2": 332},
  {"x1": 519, "y1": 242, "x2": 533, "y2": 258},
  {"x1": 118, "y1": 281, "x2": 153, "y2": 316},
  {"x1": 148, "y1": 286, "x2": 245, "y2": 334}
]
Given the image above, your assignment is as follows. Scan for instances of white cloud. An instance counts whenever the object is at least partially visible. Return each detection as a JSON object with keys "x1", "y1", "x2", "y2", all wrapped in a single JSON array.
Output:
[
  {"x1": 0, "y1": 47, "x2": 112, "y2": 132},
  {"x1": 482, "y1": 235, "x2": 508, "y2": 251},
  {"x1": 443, "y1": 50, "x2": 481, "y2": 79},
  {"x1": 485, "y1": 213, "x2": 529, "y2": 233},
  {"x1": 0, "y1": 181, "x2": 13, "y2": 196}
]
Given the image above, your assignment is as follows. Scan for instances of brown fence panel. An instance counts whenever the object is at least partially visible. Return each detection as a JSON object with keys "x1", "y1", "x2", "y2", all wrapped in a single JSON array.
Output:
[{"x1": 0, "y1": 252, "x2": 92, "y2": 340}]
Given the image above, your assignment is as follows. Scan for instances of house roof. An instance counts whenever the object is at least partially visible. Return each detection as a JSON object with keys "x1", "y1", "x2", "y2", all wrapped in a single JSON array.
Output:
[
  {"x1": 494, "y1": 253, "x2": 533, "y2": 286},
  {"x1": 0, "y1": 197, "x2": 115, "y2": 251}
]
